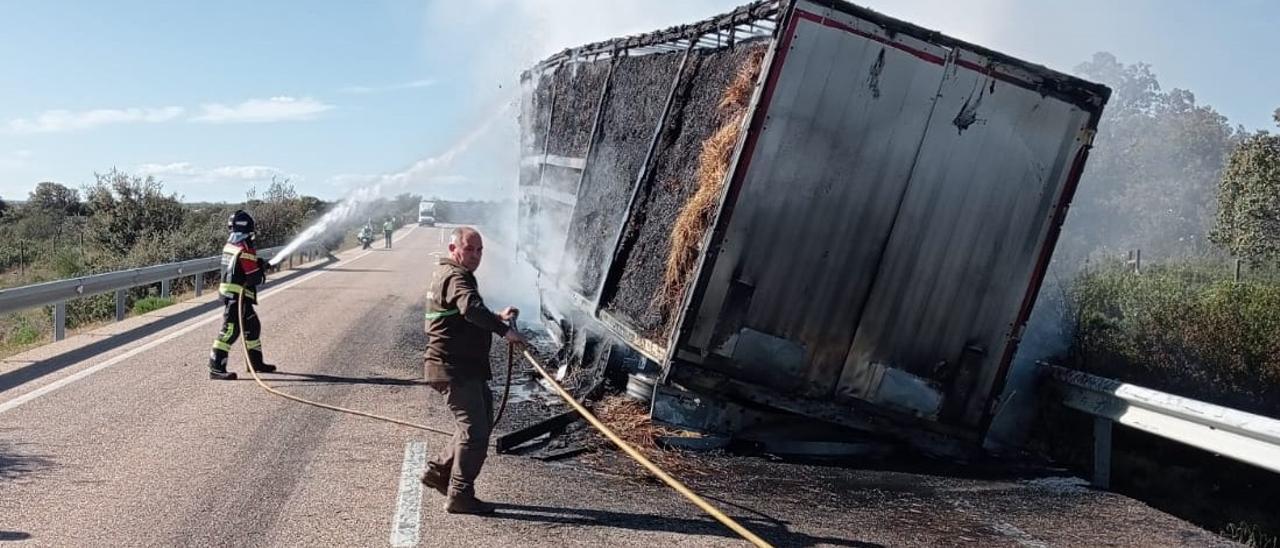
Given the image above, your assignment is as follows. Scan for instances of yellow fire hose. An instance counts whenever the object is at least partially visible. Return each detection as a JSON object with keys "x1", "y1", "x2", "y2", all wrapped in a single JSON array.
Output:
[
  {"x1": 519, "y1": 348, "x2": 773, "y2": 547},
  {"x1": 237, "y1": 294, "x2": 453, "y2": 436},
  {"x1": 237, "y1": 288, "x2": 771, "y2": 547}
]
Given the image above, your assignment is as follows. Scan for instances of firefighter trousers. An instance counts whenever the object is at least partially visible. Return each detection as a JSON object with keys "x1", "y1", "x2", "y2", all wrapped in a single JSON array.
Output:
[{"x1": 209, "y1": 296, "x2": 265, "y2": 371}]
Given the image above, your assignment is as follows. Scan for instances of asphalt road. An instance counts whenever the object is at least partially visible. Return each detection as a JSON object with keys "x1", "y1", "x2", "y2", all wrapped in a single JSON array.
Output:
[{"x1": 0, "y1": 226, "x2": 1236, "y2": 547}]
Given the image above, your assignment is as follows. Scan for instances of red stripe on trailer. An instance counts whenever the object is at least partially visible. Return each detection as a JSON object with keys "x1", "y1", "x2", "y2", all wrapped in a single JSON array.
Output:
[
  {"x1": 794, "y1": 9, "x2": 1038, "y2": 90},
  {"x1": 794, "y1": 9, "x2": 946, "y2": 65}
]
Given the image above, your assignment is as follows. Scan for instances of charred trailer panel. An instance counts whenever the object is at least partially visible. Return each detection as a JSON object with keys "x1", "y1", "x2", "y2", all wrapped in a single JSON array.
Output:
[{"x1": 518, "y1": 0, "x2": 1109, "y2": 449}]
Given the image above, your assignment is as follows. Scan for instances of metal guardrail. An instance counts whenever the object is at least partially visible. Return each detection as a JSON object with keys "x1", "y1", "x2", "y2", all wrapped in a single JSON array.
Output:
[
  {"x1": 1046, "y1": 365, "x2": 1280, "y2": 488},
  {"x1": 0, "y1": 244, "x2": 324, "y2": 342}
]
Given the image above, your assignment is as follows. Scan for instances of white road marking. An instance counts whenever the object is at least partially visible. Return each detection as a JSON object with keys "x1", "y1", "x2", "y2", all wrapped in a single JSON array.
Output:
[
  {"x1": 0, "y1": 226, "x2": 419, "y2": 415},
  {"x1": 390, "y1": 440, "x2": 427, "y2": 547}
]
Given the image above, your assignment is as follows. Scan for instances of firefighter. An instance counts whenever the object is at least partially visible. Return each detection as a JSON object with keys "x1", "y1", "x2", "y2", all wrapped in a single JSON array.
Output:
[{"x1": 208, "y1": 209, "x2": 278, "y2": 380}]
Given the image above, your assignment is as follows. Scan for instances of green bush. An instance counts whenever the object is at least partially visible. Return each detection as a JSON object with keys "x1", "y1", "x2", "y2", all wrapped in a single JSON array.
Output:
[
  {"x1": 63, "y1": 293, "x2": 117, "y2": 329},
  {"x1": 10, "y1": 320, "x2": 43, "y2": 346},
  {"x1": 1069, "y1": 260, "x2": 1280, "y2": 417},
  {"x1": 132, "y1": 296, "x2": 174, "y2": 315},
  {"x1": 1, "y1": 311, "x2": 47, "y2": 348},
  {"x1": 49, "y1": 247, "x2": 88, "y2": 279}
]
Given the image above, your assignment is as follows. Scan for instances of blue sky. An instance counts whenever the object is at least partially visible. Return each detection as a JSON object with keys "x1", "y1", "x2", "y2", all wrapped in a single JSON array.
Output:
[{"x1": 1, "y1": 0, "x2": 1276, "y2": 204}]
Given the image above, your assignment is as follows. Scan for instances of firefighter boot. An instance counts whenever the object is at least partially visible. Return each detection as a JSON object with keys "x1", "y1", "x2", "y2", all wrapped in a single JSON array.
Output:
[
  {"x1": 246, "y1": 348, "x2": 277, "y2": 373},
  {"x1": 209, "y1": 352, "x2": 238, "y2": 380}
]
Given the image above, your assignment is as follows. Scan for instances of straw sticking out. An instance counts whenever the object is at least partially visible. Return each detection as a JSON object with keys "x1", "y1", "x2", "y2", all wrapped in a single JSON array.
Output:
[{"x1": 658, "y1": 49, "x2": 765, "y2": 313}]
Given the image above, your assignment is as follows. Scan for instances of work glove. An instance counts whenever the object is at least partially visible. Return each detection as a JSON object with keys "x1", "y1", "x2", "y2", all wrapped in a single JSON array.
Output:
[{"x1": 257, "y1": 257, "x2": 270, "y2": 282}]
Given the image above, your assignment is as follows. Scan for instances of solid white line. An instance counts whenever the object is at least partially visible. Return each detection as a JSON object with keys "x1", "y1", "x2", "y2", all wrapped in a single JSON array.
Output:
[
  {"x1": 390, "y1": 440, "x2": 427, "y2": 547},
  {"x1": 0, "y1": 226, "x2": 419, "y2": 416}
]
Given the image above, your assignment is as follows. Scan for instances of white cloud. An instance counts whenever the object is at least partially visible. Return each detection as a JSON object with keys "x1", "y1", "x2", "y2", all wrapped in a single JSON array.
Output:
[
  {"x1": 208, "y1": 165, "x2": 285, "y2": 180},
  {"x1": 338, "y1": 78, "x2": 436, "y2": 94},
  {"x1": 136, "y1": 162, "x2": 199, "y2": 177},
  {"x1": 8, "y1": 106, "x2": 184, "y2": 133},
  {"x1": 191, "y1": 96, "x2": 334, "y2": 124},
  {"x1": 8, "y1": 95, "x2": 335, "y2": 134},
  {"x1": 137, "y1": 162, "x2": 293, "y2": 183}
]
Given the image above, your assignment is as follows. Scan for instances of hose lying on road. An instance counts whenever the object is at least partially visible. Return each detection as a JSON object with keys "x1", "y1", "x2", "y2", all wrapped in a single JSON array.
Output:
[
  {"x1": 239, "y1": 291, "x2": 454, "y2": 436},
  {"x1": 238, "y1": 293, "x2": 771, "y2": 547},
  {"x1": 520, "y1": 348, "x2": 773, "y2": 548}
]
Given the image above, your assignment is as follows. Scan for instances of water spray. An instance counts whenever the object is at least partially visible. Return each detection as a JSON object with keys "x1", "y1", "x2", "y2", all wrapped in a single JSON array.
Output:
[{"x1": 269, "y1": 102, "x2": 513, "y2": 266}]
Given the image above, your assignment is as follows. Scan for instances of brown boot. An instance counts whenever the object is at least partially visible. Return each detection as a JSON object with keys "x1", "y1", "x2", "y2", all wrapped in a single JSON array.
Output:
[
  {"x1": 419, "y1": 469, "x2": 448, "y2": 497},
  {"x1": 445, "y1": 494, "x2": 495, "y2": 515}
]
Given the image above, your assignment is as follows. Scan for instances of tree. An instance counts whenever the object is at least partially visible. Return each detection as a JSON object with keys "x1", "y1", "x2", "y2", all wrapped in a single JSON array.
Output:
[
  {"x1": 1074, "y1": 52, "x2": 1162, "y2": 118},
  {"x1": 245, "y1": 176, "x2": 318, "y2": 247},
  {"x1": 28, "y1": 182, "x2": 82, "y2": 216},
  {"x1": 1211, "y1": 129, "x2": 1280, "y2": 265},
  {"x1": 1058, "y1": 52, "x2": 1240, "y2": 264},
  {"x1": 84, "y1": 169, "x2": 185, "y2": 257}
]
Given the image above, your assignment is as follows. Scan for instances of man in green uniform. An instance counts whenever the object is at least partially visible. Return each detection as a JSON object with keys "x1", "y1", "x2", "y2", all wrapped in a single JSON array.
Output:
[{"x1": 420, "y1": 226, "x2": 525, "y2": 515}]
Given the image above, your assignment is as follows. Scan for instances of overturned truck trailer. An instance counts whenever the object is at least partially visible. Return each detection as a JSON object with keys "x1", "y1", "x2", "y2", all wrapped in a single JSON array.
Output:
[{"x1": 518, "y1": 0, "x2": 1109, "y2": 453}]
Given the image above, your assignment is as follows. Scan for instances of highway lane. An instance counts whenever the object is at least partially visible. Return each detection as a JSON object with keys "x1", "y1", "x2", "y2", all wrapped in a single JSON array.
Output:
[
  {"x1": 0, "y1": 226, "x2": 1237, "y2": 547},
  {"x1": 1, "y1": 227, "x2": 442, "y2": 546}
]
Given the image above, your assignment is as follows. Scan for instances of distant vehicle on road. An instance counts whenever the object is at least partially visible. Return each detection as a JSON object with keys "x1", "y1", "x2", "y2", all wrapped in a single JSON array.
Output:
[{"x1": 418, "y1": 200, "x2": 437, "y2": 226}]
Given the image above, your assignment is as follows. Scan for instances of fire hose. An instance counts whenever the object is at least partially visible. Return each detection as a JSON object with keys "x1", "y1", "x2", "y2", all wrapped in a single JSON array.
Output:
[
  {"x1": 491, "y1": 314, "x2": 518, "y2": 427},
  {"x1": 237, "y1": 283, "x2": 771, "y2": 547}
]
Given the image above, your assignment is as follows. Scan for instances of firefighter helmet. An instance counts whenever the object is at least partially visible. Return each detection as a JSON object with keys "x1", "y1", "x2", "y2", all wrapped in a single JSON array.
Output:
[{"x1": 227, "y1": 210, "x2": 256, "y2": 233}]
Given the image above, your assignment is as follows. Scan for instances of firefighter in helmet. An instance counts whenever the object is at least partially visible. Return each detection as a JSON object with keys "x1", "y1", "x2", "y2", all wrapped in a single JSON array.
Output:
[{"x1": 208, "y1": 209, "x2": 278, "y2": 380}]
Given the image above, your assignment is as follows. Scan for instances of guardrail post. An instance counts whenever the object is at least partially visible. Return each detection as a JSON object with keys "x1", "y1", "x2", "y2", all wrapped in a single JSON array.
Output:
[
  {"x1": 161, "y1": 279, "x2": 171, "y2": 299},
  {"x1": 53, "y1": 301, "x2": 66, "y2": 341},
  {"x1": 195, "y1": 274, "x2": 203, "y2": 297},
  {"x1": 1093, "y1": 417, "x2": 1112, "y2": 489},
  {"x1": 115, "y1": 289, "x2": 127, "y2": 322}
]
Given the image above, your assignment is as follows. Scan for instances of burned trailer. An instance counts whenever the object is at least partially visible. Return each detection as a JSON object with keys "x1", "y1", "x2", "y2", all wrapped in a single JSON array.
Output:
[{"x1": 518, "y1": 0, "x2": 1109, "y2": 452}]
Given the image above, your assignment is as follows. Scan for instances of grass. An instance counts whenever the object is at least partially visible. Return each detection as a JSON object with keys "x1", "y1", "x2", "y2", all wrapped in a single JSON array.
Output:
[
  {"x1": 1068, "y1": 259, "x2": 1280, "y2": 417},
  {"x1": 0, "y1": 310, "x2": 51, "y2": 357},
  {"x1": 132, "y1": 296, "x2": 175, "y2": 316},
  {"x1": 7, "y1": 314, "x2": 45, "y2": 346},
  {"x1": 1047, "y1": 258, "x2": 1280, "y2": 547},
  {"x1": 0, "y1": 275, "x2": 218, "y2": 360}
]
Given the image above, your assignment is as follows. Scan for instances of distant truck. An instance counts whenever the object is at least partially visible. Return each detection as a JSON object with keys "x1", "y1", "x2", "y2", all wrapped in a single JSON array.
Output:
[{"x1": 418, "y1": 200, "x2": 436, "y2": 226}]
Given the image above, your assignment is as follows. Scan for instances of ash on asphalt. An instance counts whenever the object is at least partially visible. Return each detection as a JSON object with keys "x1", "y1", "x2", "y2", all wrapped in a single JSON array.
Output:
[{"x1": 481, "y1": 330, "x2": 1235, "y2": 547}]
